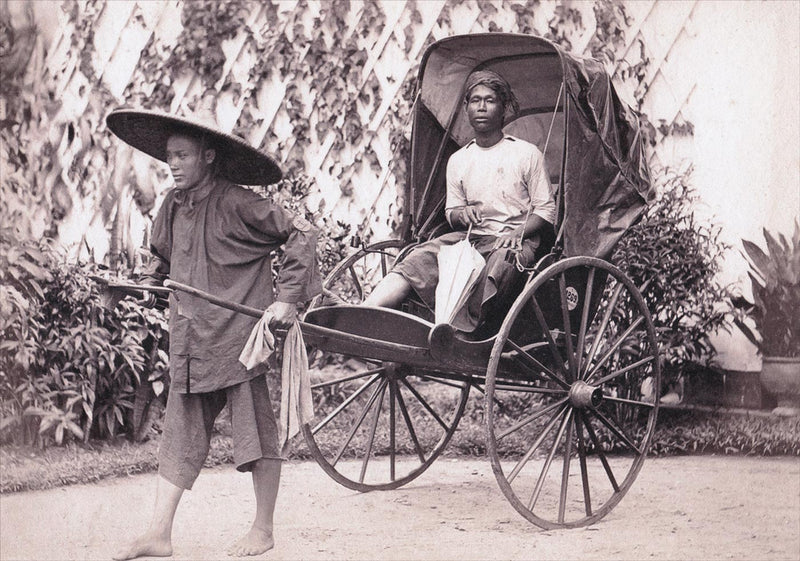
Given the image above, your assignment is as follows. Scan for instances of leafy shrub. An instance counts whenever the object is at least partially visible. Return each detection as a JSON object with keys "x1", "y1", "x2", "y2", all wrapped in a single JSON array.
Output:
[
  {"x1": 255, "y1": 173, "x2": 355, "y2": 278},
  {"x1": 649, "y1": 410, "x2": 800, "y2": 456},
  {"x1": 0, "y1": 229, "x2": 168, "y2": 447},
  {"x1": 735, "y1": 221, "x2": 800, "y2": 357},
  {"x1": 612, "y1": 168, "x2": 734, "y2": 387}
]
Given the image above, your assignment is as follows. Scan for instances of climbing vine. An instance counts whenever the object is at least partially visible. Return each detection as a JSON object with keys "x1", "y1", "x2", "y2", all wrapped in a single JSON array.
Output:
[
  {"x1": 166, "y1": 0, "x2": 249, "y2": 91},
  {"x1": 3, "y1": 0, "x2": 690, "y2": 263},
  {"x1": 588, "y1": 0, "x2": 631, "y2": 64}
]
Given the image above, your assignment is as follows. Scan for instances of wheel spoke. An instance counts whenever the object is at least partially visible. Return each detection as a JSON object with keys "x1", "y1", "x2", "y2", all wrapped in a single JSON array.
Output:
[
  {"x1": 332, "y1": 378, "x2": 387, "y2": 467},
  {"x1": 348, "y1": 266, "x2": 364, "y2": 301},
  {"x1": 558, "y1": 415, "x2": 575, "y2": 523},
  {"x1": 389, "y1": 379, "x2": 397, "y2": 481},
  {"x1": 469, "y1": 381, "x2": 486, "y2": 395},
  {"x1": 528, "y1": 408, "x2": 573, "y2": 511},
  {"x1": 584, "y1": 316, "x2": 645, "y2": 380},
  {"x1": 575, "y1": 412, "x2": 592, "y2": 516},
  {"x1": 495, "y1": 384, "x2": 567, "y2": 395},
  {"x1": 305, "y1": 240, "x2": 469, "y2": 491},
  {"x1": 312, "y1": 372, "x2": 382, "y2": 434},
  {"x1": 395, "y1": 386, "x2": 426, "y2": 463},
  {"x1": 590, "y1": 355, "x2": 655, "y2": 386},
  {"x1": 419, "y1": 374, "x2": 466, "y2": 390},
  {"x1": 311, "y1": 367, "x2": 385, "y2": 390},
  {"x1": 584, "y1": 282, "x2": 624, "y2": 375},
  {"x1": 507, "y1": 403, "x2": 567, "y2": 484},
  {"x1": 589, "y1": 408, "x2": 642, "y2": 454},
  {"x1": 529, "y1": 295, "x2": 569, "y2": 376},
  {"x1": 498, "y1": 397, "x2": 569, "y2": 440},
  {"x1": 581, "y1": 413, "x2": 620, "y2": 492},
  {"x1": 558, "y1": 273, "x2": 575, "y2": 381},
  {"x1": 603, "y1": 395, "x2": 655, "y2": 408},
  {"x1": 506, "y1": 338, "x2": 570, "y2": 390},
  {"x1": 359, "y1": 380, "x2": 387, "y2": 483},
  {"x1": 380, "y1": 250, "x2": 390, "y2": 276},
  {"x1": 400, "y1": 377, "x2": 450, "y2": 432},
  {"x1": 319, "y1": 287, "x2": 347, "y2": 305},
  {"x1": 575, "y1": 267, "x2": 596, "y2": 378}
]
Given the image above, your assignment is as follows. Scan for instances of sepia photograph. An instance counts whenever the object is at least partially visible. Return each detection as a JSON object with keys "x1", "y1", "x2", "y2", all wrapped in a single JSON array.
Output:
[{"x1": 1, "y1": 1, "x2": 798, "y2": 560}]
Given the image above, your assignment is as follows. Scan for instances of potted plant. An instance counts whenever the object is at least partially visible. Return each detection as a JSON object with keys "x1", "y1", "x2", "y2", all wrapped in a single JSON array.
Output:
[{"x1": 735, "y1": 220, "x2": 800, "y2": 415}]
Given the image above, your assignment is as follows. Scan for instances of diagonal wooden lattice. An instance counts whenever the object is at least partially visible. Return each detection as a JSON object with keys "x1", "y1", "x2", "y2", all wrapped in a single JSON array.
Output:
[{"x1": 33, "y1": 0, "x2": 689, "y2": 259}]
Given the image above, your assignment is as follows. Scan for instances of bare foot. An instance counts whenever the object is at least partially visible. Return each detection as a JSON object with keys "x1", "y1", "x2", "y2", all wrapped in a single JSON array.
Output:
[
  {"x1": 112, "y1": 533, "x2": 173, "y2": 560},
  {"x1": 227, "y1": 527, "x2": 274, "y2": 557}
]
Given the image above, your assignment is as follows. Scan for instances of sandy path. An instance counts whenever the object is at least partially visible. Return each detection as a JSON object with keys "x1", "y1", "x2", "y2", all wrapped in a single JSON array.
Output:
[{"x1": 1, "y1": 456, "x2": 798, "y2": 561}]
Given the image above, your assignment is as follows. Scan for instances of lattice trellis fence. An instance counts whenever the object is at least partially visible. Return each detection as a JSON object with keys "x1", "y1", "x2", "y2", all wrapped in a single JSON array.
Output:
[{"x1": 3, "y1": 0, "x2": 695, "y2": 270}]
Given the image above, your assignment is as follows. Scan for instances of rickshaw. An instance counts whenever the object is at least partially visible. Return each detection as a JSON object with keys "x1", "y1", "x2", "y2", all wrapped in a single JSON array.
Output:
[
  {"x1": 107, "y1": 33, "x2": 660, "y2": 530},
  {"x1": 291, "y1": 33, "x2": 659, "y2": 529}
]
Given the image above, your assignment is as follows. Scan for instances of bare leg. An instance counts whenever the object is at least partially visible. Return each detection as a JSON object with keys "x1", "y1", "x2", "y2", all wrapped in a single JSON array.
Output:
[
  {"x1": 113, "y1": 476, "x2": 184, "y2": 560},
  {"x1": 228, "y1": 458, "x2": 281, "y2": 557},
  {"x1": 363, "y1": 272, "x2": 412, "y2": 308}
]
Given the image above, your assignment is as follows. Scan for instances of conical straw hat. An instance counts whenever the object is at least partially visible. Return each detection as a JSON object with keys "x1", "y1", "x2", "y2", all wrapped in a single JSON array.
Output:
[{"x1": 106, "y1": 108, "x2": 282, "y2": 186}]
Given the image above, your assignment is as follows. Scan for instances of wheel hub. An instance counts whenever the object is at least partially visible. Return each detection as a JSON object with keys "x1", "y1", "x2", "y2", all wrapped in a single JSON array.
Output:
[
  {"x1": 568, "y1": 380, "x2": 603, "y2": 408},
  {"x1": 382, "y1": 361, "x2": 403, "y2": 381}
]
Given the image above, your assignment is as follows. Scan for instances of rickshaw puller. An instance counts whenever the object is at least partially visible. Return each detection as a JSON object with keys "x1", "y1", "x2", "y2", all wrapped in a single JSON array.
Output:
[
  {"x1": 365, "y1": 70, "x2": 556, "y2": 332},
  {"x1": 106, "y1": 106, "x2": 321, "y2": 560}
]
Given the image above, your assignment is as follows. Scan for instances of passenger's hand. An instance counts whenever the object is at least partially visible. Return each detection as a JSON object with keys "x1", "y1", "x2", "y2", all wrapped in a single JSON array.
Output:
[
  {"x1": 493, "y1": 232, "x2": 521, "y2": 250},
  {"x1": 266, "y1": 301, "x2": 298, "y2": 330},
  {"x1": 457, "y1": 205, "x2": 482, "y2": 227}
]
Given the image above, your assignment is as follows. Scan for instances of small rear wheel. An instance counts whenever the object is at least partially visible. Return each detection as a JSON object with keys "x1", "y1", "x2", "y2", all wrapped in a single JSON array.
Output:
[
  {"x1": 302, "y1": 361, "x2": 470, "y2": 491},
  {"x1": 485, "y1": 256, "x2": 661, "y2": 528},
  {"x1": 312, "y1": 239, "x2": 409, "y2": 306}
]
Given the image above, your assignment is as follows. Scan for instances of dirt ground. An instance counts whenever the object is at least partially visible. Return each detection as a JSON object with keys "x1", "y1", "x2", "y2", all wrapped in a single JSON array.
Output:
[{"x1": 1, "y1": 456, "x2": 798, "y2": 561}]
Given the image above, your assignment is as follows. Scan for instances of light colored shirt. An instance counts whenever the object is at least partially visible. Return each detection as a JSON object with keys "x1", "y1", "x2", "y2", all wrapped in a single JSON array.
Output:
[{"x1": 445, "y1": 135, "x2": 555, "y2": 236}]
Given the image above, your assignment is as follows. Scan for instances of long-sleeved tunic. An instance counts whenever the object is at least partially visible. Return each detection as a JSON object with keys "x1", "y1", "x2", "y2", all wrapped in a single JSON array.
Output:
[{"x1": 147, "y1": 176, "x2": 321, "y2": 393}]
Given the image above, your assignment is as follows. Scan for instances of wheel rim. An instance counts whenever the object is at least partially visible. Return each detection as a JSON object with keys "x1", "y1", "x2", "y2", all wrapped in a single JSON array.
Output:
[
  {"x1": 304, "y1": 241, "x2": 469, "y2": 490},
  {"x1": 311, "y1": 239, "x2": 409, "y2": 307},
  {"x1": 485, "y1": 257, "x2": 661, "y2": 528}
]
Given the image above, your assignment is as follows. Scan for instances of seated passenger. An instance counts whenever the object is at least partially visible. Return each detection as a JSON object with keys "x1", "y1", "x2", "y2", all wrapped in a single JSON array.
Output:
[{"x1": 364, "y1": 70, "x2": 556, "y2": 333}]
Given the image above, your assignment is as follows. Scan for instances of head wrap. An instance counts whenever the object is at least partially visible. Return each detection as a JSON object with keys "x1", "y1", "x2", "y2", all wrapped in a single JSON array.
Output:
[{"x1": 464, "y1": 70, "x2": 519, "y2": 122}]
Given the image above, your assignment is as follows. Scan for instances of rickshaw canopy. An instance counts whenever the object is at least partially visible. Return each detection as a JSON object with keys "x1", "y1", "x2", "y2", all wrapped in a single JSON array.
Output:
[{"x1": 406, "y1": 33, "x2": 654, "y2": 259}]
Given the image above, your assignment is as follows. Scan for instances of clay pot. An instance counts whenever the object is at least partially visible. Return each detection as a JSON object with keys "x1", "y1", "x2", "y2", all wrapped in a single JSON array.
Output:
[{"x1": 760, "y1": 356, "x2": 800, "y2": 416}]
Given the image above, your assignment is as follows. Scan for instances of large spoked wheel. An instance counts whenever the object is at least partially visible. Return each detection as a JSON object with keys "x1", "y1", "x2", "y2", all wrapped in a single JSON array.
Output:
[
  {"x1": 303, "y1": 240, "x2": 469, "y2": 491},
  {"x1": 485, "y1": 256, "x2": 661, "y2": 529}
]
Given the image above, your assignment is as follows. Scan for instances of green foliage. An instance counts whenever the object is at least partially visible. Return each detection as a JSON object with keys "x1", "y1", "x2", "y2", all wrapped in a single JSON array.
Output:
[
  {"x1": 240, "y1": 0, "x2": 392, "y2": 197},
  {"x1": 735, "y1": 221, "x2": 800, "y2": 357},
  {"x1": 167, "y1": 0, "x2": 250, "y2": 89},
  {"x1": 649, "y1": 410, "x2": 800, "y2": 456},
  {"x1": 253, "y1": 174, "x2": 354, "y2": 279},
  {"x1": 6, "y1": 0, "x2": 683, "y2": 269},
  {"x1": 612, "y1": 168, "x2": 734, "y2": 383},
  {"x1": 587, "y1": 0, "x2": 630, "y2": 64},
  {"x1": 0, "y1": 4, "x2": 57, "y2": 239},
  {"x1": 448, "y1": 397, "x2": 800, "y2": 458},
  {"x1": 3, "y1": 404, "x2": 798, "y2": 494},
  {"x1": 0, "y1": 230, "x2": 168, "y2": 448}
]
